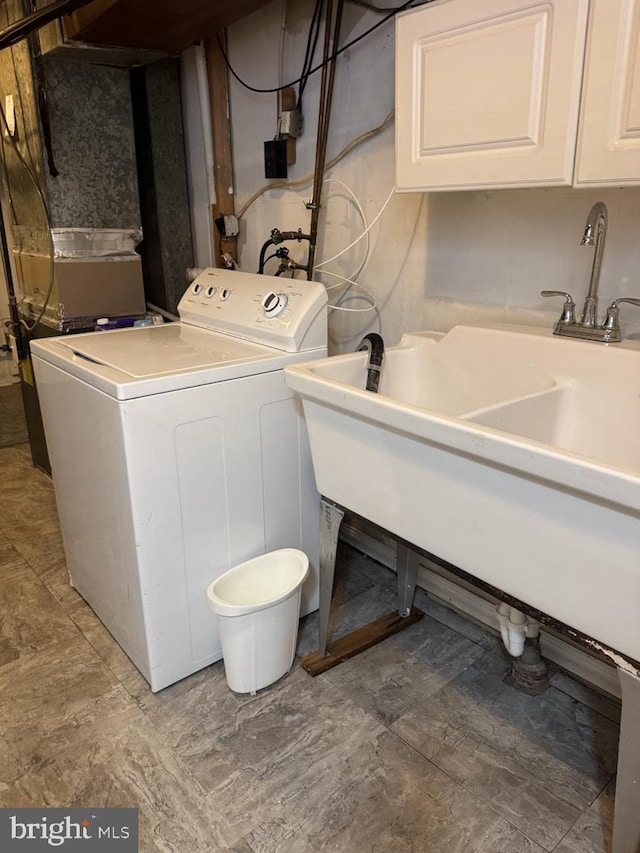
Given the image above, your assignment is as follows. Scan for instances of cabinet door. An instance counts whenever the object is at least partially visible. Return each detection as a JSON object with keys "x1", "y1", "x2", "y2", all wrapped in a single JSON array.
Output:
[
  {"x1": 395, "y1": 0, "x2": 589, "y2": 192},
  {"x1": 574, "y1": 0, "x2": 640, "y2": 186}
]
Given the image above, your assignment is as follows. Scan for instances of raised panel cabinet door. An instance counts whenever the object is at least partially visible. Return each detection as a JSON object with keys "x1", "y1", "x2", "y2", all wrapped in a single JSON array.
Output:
[
  {"x1": 574, "y1": 0, "x2": 640, "y2": 186},
  {"x1": 395, "y1": 0, "x2": 589, "y2": 192}
]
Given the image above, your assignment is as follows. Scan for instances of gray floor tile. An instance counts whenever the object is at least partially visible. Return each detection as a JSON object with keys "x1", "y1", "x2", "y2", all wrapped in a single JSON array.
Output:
[
  {"x1": 554, "y1": 780, "x2": 615, "y2": 853},
  {"x1": 414, "y1": 585, "x2": 502, "y2": 650},
  {"x1": 392, "y1": 650, "x2": 619, "y2": 849},
  {"x1": 296, "y1": 581, "x2": 399, "y2": 658},
  {"x1": 0, "y1": 636, "x2": 119, "y2": 741},
  {"x1": 549, "y1": 669, "x2": 621, "y2": 725},
  {"x1": 224, "y1": 727, "x2": 547, "y2": 853},
  {"x1": 0, "y1": 701, "x2": 232, "y2": 852},
  {"x1": 67, "y1": 598, "x2": 151, "y2": 698},
  {"x1": 0, "y1": 446, "x2": 622, "y2": 852},
  {"x1": 39, "y1": 556, "x2": 86, "y2": 610},
  {"x1": 0, "y1": 561, "x2": 80, "y2": 666},
  {"x1": 325, "y1": 617, "x2": 490, "y2": 727},
  {"x1": 12, "y1": 529, "x2": 68, "y2": 577},
  {"x1": 143, "y1": 663, "x2": 369, "y2": 797},
  {"x1": 0, "y1": 540, "x2": 22, "y2": 569}
]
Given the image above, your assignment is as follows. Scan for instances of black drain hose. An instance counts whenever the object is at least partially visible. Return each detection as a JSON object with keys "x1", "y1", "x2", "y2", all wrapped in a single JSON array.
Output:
[{"x1": 357, "y1": 333, "x2": 384, "y2": 393}]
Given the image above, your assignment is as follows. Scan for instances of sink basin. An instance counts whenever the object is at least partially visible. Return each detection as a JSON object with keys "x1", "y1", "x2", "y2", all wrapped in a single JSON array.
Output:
[{"x1": 284, "y1": 324, "x2": 640, "y2": 663}]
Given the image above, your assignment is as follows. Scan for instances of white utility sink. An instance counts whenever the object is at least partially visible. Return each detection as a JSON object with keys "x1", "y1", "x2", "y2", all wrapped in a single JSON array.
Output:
[{"x1": 284, "y1": 324, "x2": 640, "y2": 663}]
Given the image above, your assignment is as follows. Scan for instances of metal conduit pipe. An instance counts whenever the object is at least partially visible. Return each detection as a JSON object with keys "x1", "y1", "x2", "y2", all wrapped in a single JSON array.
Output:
[{"x1": 306, "y1": 0, "x2": 344, "y2": 280}]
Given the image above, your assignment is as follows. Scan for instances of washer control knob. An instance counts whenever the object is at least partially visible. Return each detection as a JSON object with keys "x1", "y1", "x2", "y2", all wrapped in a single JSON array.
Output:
[
  {"x1": 220, "y1": 288, "x2": 232, "y2": 302},
  {"x1": 192, "y1": 282, "x2": 203, "y2": 295},
  {"x1": 205, "y1": 285, "x2": 217, "y2": 298},
  {"x1": 262, "y1": 291, "x2": 288, "y2": 317}
]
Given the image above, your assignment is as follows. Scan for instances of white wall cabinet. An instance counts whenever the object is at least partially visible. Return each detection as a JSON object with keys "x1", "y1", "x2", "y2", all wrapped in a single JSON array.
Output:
[{"x1": 396, "y1": 0, "x2": 640, "y2": 191}]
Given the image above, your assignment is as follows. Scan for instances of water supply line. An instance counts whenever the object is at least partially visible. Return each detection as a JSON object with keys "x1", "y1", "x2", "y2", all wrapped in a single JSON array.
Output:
[
  {"x1": 257, "y1": 228, "x2": 311, "y2": 275},
  {"x1": 255, "y1": 0, "x2": 343, "y2": 280}
]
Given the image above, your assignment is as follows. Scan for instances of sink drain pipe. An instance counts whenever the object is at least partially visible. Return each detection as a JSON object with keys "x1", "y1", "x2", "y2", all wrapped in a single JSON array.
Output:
[
  {"x1": 497, "y1": 603, "x2": 549, "y2": 694},
  {"x1": 496, "y1": 603, "x2": 536, "y2": 657}
]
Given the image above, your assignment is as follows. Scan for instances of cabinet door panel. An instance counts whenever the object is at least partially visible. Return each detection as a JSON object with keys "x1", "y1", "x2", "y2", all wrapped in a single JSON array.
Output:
[
  {"x1": 396, "y1": 0, "x2": 589, "y2": 191},
  {"x1": 574, "y1": 0, "x2": 640, "y2": 186},
  {"x1": 418, "y1": 13, "x2": 545, "y2": 152}
]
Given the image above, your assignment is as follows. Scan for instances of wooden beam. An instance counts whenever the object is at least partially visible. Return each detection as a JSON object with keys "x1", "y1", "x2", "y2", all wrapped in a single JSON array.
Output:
[
  {"x1": 63, "y1": 0, "x2": 272, "y2": 55},
  {"x1": 301, "y1": 609, "x2": 425, "y2": 676},
  {"x1": 205, "y1": 31, "x2": 238, "y2": 268}
]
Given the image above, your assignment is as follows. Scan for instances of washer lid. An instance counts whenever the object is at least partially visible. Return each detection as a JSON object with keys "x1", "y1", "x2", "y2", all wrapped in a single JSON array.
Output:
[{"x1": 31, "y1": 323, "x2": 323, "y2": 400}]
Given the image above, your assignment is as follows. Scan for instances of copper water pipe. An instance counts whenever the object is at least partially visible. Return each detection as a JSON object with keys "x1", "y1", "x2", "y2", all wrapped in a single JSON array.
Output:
[{"x1": 306, "y1": 0, "x2": 344, "y2": 280}]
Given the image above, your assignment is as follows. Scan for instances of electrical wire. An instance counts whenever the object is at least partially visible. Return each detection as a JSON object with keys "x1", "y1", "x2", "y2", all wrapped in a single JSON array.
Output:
[
  {"x1": 317, "y1": 268, "x2": 377, "y2": 306},
  {"x1": 0, "y1": 0, "x2": 83, "y2": 334},
  {"x1": 297, "y1": 0, "x2": 324, "y2": 112},
  {"x1": 7, "y1": 42, "x2": 40, "y2": 200},
  {"x1": 329, "y1": 304, "x2": 376, "y2": 312},
  {"x1": 318, "y1": 177, "x2": 370, "y2": 283},
  {"x1": 323, "y1": 276, "x2": 378, "y2": 311},
  {"x1": 278, "y1": 1, "x2": 288, "y2": 87},
  {"x1": 0, "y1": 45, "x2": 56, "y2": 332},
  {"x1": 0, "y1": 4, "x2": 37, "y2": 225},
  {"x1": 216, "y1": 0, "x2": 423, "y2": 95},
  {"x1": 237, "y1": 108, "x2": 394, "y2": 218},
  {"x1": 0, "y1": 133, "x2": 56, "y2": 332},
  {"x1": 316, "y1": 177, "x2": 377, "y2": 314},
  {"x1": 315, "y1": 183, "x2": 396, "y2": 269}
]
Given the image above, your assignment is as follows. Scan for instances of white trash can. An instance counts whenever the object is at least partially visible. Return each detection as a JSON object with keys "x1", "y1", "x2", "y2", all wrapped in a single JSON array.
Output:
[{"x1": 206, "y1": 548, "x2": 309, "y2": 694}]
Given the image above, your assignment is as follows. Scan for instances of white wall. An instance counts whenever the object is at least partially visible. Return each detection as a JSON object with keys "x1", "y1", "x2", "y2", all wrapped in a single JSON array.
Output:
[{"x1": 223, "y1": 1, "x2": 640, "y2": 353}]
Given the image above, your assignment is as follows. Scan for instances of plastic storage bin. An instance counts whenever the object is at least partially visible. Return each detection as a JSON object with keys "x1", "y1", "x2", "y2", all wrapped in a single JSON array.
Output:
[{"x1": 206, "y1": 549, "x2": 309, "y2": 694}]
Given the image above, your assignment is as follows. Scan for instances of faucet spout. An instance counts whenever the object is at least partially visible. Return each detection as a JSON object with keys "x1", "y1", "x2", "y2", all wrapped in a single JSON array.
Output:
[
  {"x1": 580, "y1": 202, "x2": 608, "y2": 327},
  {"x1": 542, "y1": 201, "x2": 639, "y2": 342}
]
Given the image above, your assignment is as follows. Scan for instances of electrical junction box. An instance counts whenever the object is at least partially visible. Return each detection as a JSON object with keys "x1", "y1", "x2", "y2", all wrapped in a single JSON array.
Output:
[
  {"x1": 264, "y1": 139, "x2": 288, "y2": 179},
  {"x1": 280, "y1": 109, "x2": 303, "y2": 138},
  {"x1": 215, "y1": 215, "x2": 239, "y2": 238}
]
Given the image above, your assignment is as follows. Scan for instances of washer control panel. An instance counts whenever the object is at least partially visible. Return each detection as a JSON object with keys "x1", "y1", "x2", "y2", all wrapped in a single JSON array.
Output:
[{"x1": 177, "y1": 268, "x2": 327, "y2": 352}]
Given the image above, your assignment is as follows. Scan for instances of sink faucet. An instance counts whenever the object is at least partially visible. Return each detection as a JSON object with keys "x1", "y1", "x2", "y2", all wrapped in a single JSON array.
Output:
[
  {"x1": 542, "y1": 201, "x2": 640, "y2": 343},
  {"x1": 579, "y1": 201, "x2": 607, "y2": 327}
]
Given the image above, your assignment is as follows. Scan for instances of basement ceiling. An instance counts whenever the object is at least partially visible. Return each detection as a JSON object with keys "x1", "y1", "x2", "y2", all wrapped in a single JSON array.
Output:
[{"x1": 61, "y1": 0, "x2": 273, "y2": 54}]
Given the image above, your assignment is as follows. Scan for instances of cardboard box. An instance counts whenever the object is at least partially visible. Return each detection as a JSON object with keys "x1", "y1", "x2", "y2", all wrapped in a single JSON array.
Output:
[{"x1": 16, "y1": 253, "x2": 146, "y2": 323}]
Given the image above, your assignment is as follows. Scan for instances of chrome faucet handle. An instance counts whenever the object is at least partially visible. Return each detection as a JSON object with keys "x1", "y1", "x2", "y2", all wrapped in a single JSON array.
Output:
[
  {"x1": 541, "y1": 290, "x2": 576, "y2": 325},
  {"x1": 609, "y1": 297, "x2": 640, "y2": 309},
  {"x1": 602, "y1": 298, "x2": 640, "y2": 338}
]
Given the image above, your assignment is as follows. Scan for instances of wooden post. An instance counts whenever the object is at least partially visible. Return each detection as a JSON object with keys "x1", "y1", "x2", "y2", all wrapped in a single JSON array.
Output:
[{"x1": 205, "y1": 32, "x2": 238, "y2": 267}]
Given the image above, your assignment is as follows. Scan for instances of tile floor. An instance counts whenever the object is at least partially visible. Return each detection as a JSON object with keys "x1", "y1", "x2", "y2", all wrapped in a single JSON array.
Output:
[
  {"x1": 0, "y1": 442, "x2": 622, "y2": 852},
  {"x1": 0, "y1": 349, "x2": 19, "y2": 387}
]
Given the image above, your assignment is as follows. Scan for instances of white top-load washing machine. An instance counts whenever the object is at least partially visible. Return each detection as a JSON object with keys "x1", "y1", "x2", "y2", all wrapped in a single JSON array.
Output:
[{"x1": 31, "y1": 268, "x2": 327, "y2": 692}]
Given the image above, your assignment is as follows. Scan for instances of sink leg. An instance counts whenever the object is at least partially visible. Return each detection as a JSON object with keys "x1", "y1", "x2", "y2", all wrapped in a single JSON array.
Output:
[
  {"x1": 613, "y1": 666, "x2": 640, "y2": 853},
  {"x1": 318, "y1": 499, "x2": 345, "y2": 657},
  {"x1": 396, "y1": 541, "x2": 418, "y2": 617}
]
